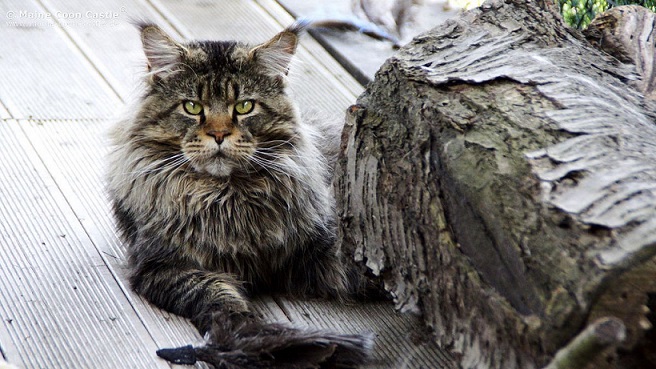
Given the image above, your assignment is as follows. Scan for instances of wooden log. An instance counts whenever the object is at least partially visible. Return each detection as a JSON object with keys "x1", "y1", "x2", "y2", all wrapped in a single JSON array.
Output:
[
  {"x1": 584, "y1": 5, "x2": 656, "y2": 100},
  {"x1": 333, "y1": 1, "x2": 656, "y2": 368},
  {"x1": 542, "y1": 317, "x2": 625, "y2": 369}
]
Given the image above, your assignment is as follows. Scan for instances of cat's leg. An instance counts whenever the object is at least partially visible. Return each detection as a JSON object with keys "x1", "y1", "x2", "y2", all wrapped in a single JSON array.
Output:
[
  {"x1": 282, "y1": 232, "x2": 357, "y2": 299},
  {"x1": 127, "y1": 240, "x2": 251, "y2": 333},
  {"x1": 131, "y1": 239, "x2": 374, "y2": 368},
  {"x1": 286, "y1": 233, "x2": 389, "y2": 301}
]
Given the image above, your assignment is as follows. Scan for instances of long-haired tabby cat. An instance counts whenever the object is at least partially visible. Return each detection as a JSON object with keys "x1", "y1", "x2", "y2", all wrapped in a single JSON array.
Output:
[{"x1": 107, "y1": 21, "x2": 373, "y2": 368}]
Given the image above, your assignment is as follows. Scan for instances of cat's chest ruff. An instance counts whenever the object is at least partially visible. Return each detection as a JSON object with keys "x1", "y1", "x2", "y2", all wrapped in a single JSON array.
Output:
[{"x1": 177, "y1": 176, "x2": 310, "y2": 255}]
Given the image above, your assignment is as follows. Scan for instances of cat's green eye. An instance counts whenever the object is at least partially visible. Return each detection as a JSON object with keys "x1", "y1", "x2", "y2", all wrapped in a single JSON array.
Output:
[
  {"x1": 234, "y1": 100, "x2": 255, "y2": 115},
  {"x1": 183, "y1": 100, "x2": 203, "y2": 115}
]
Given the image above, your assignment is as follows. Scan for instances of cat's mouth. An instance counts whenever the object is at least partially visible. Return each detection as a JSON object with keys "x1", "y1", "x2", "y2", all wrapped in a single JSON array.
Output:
[
  {"x1": 179, "y1": 144, "x2": 233, "y2": 176},
  {"x1": 210, "y1": 150, "x2": 227, "y2": 159},
  {"x1": 182, "y1": 136, "x2": 257, "y2": 177},
  {"x1": 189, "y1": 154, "x2": 239, "y2": 177}
]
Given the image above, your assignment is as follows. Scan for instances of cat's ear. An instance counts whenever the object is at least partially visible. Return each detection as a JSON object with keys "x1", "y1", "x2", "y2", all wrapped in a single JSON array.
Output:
[
  {"x1": 249, "y1": 24, "x2": 303, "y2": 77},
  {"x1": 139, "y1": 23, "x2": 187, "y2": 81}
]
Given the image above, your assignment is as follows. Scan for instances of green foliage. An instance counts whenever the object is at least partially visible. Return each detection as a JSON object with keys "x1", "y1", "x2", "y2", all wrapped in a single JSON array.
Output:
[{"x1": 558, "y1": 0, "x2": 656, "y2": 28}]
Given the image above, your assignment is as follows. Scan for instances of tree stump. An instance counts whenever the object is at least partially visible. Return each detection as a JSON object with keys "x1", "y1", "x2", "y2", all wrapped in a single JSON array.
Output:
[{"x1": 333, "y1": 1, "x2": 656, "y2": 368}]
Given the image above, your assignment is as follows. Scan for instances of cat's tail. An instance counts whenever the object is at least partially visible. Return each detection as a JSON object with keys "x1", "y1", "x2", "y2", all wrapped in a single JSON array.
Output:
[{"x1": 156, "y1": 311, "x2": 374, "y2": 368}]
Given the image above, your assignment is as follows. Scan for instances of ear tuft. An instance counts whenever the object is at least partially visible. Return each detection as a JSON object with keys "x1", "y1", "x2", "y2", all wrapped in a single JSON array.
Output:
[
  {"x1": 138, "y1": 23, "x2": 186, "y2": 81},
  {"x1": 249, "y1": 24, "x2": 305, "y2": 77}
]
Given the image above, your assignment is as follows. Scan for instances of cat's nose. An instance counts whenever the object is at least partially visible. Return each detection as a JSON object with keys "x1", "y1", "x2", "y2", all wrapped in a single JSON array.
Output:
[{"x1": 207, "y1": 129, "x2": 232, "y2": 144}]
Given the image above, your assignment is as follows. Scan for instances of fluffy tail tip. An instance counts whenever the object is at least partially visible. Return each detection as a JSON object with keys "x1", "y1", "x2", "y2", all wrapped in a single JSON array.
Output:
[
  {"x1": 156, "y1": 344, "x2": 197, "y2": 365},
  {"x1": 338, "y1": 332, "x2": 376, "y2": 365}
]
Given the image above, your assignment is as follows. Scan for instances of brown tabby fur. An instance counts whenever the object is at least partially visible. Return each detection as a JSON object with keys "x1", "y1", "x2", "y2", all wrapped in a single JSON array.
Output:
[{"x1": 106, "y1": 21, "x2": 372, "y2": 368}]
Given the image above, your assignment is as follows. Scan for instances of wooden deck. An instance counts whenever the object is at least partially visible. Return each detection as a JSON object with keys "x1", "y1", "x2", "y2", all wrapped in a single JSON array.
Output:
[{"x1": 0, "y1": 1, "x2": 458, "y2": 368}]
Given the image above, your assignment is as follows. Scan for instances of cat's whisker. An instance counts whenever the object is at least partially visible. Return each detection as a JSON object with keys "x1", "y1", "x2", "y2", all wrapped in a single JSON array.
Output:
[
  {"x1": 255, "y1": 141, "x2": 301, "y2": 154},
  {"x1": 253, "y1": 149, "x2": 310, "y2": 161},
  {"x1": 253, "y1": 149, "x2": 318, "y2": 168},
  {"x1": 128, "y1": 153, "x2": 187, "y2": 175},
  {"x1": 241, "y1": 156, "x2": 286, "y2": 186},
  {"x1": 256, "y1": 137, "x2": 302, "y2": 151},
  {"x1": 178, "y1": 62, "x2": 200, "y2": 79},
  {"x1": 248, "y1": 153, "x2": 317, "y2": 189},
  {"x1": 110, "y1": 153, "x2": 190, "y2": 187},
  {"x1": 236, "y1": 156, "x2": 260, "y2": 175},
  {"x1": 247, "y1": 154, "x2": 292, "y2": 178},
  {"x1": 262, "y1": 138, "x2": 313, "y2": 159},
  {"x1": 249, "y1": 155, "x2": 300, "y2": 178}
]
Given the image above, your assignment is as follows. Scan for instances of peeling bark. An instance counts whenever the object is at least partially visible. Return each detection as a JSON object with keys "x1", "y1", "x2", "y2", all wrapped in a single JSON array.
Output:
[{"x1": 334, "y1": 1, "x2": 656, "y2": 368}]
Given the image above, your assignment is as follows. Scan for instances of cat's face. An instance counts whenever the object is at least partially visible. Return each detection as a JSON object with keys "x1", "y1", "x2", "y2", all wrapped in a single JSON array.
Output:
[{"x1": 136, "y1": 24, "x2": 301, "y2": 177}]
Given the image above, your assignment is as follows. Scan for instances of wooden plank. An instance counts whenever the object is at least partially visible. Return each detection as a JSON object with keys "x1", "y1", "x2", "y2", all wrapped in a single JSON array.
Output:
[
  {"x1": 274, "y1": 0, "x2": 459, "y2": 83},
  {"x1": 14, "y1": 118, "x2": 207, "y2": 352},
  {"x1": 150, "y1": 0, "x2": 363, "y2": 116},
  {"x1": 10, "y1": 0, "x2": 292, "y2": 359},
  {"x1": 0, "y1": 0, "x2": 122, "y2": 119},
  {"x1": 265, "y1": 0, "x2": 389, "y2": 84},
  {"x1": 37, "y1": 0, "x2": 180, "y2": 100},
  {"x1": 0, "y1": 103, "x2": 10, "y2": 120},
  {"x1": 253, "y1": 0, "x2": 367, "y2": 96},
  {"x1": 278, "y1": 298, "x2": 459, "y2": 369},
  {"x1": 0, "y1": 120, "x2": 168, "y2": 369},
  {"x1": 0, "y1": 61, "x2": 13, "y2": 369}
]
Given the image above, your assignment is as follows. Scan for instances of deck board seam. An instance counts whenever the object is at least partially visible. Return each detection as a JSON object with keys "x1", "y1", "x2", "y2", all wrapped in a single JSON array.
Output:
[
  {"x1": 6, "y1": 119, "x2": 179, "y2": 361},
  {"x1": 271, "y1": 296, "x2": 296, "y2": 324},
  {"x1": 267, "y1": 0, "x2": 370, "y2": 86},
  {"x1": 0, "y1": 101, "x2": 13, "y2": 120},
  {"x1": 143, "y1": 0, "x2": 192, "y2": 39},
  {"x1": 35, "y1": 0, "x2": 125, "y2": 103},
  {"x1": 0, "y1": 119, "x2": 167, "y2": 368},
  {"x1": 256, "y1": 0, "x2": 366, "y2": 94},
  {"x1": 142, "y1": 0, "x2": 187, "y2": 37}
]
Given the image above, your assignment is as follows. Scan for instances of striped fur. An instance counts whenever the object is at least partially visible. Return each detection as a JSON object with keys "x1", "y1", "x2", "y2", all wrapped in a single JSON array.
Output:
[{"x1": 107, "y1": 23, "x2": 371, "y2": 367}]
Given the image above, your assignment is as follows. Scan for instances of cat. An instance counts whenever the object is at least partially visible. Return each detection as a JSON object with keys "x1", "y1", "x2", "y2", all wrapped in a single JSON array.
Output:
[{"x1": 106, "y1": 21, "x2": 373, "y2": 368}]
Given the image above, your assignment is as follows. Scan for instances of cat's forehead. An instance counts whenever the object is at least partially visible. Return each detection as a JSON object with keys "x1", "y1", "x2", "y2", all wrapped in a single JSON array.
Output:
[{"x1": 186, "y1": 40, "x2": 252, "y2": 72}]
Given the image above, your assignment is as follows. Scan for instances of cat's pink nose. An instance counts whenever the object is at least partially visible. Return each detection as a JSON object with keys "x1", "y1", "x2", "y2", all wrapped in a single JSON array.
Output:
[{"x1": 207, "y1": 129, "x2": 231, "y2": 144}]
